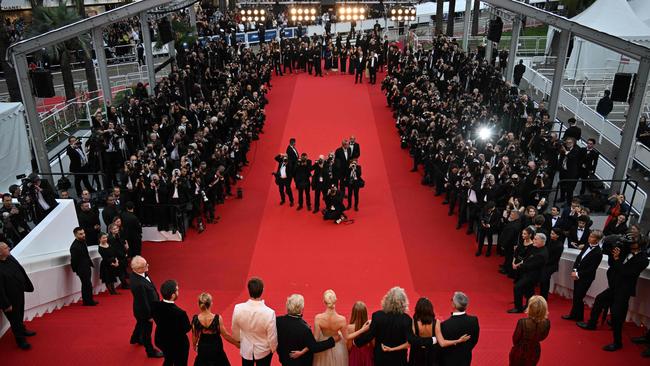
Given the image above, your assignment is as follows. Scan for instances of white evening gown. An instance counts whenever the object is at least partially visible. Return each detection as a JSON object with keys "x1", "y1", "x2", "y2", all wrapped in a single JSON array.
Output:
[{"x1": 312, "y1": 333, "x2": 349, "y2": 366}]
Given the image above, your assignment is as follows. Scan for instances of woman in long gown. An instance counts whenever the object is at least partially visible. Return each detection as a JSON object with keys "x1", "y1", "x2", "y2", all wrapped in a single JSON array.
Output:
[
  {"x1": 313, "y1": 289, "x2": 349, "y2": 366},
  {"x1": 347, "y1": 301, "x2": 373, "y2": 366},
  {"x1": 192, "y1": 292, "x2": 239, "y2": 366},
  {"x1": 509, "y1": 296, "x2": 551, "y2": 366},
  {"x1": 97, "y1": 233, "x2": 119, "y2": 295},
  {"x1": 108, "y1": 222, "x2": 129, "y2": 288}
]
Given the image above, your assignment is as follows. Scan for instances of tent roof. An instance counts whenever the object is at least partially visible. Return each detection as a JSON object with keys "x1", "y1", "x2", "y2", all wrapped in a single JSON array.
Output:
[
  {"x1": 571, "y1": 0, "x2": 650, "y2": 40},
  {"x1": 628, "y1": 0, "x2": 650, "y2": 27}
]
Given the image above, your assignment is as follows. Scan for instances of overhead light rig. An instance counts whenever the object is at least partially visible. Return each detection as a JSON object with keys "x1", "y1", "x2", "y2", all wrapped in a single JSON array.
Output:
[
  {"x1": 289, "y1": 4, "x2": 320, "y2": 24},
  {"x1": 239, "y1": 7, "x2": 267, "y2": 23},
  {"x1": 389, "y1": 5, "x2": 416, "y2": 22},
  {"x1": 337, "y1": 4, "x2": 368, "y2": 22}
]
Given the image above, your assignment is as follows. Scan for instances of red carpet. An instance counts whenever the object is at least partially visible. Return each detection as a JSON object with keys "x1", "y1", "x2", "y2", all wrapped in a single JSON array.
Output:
[{"x1": 1, "y1": 72, "x2": 646, "y2": 365}]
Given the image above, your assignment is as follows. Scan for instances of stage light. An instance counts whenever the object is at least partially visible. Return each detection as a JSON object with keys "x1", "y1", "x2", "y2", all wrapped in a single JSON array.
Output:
[
  {"x1": 291, "y1": 8, "x2": 297, "y2": 14},
  {"x1": 478, "y1": 127, "x2": 493, "y2": 141},
  {"x1": 398, "y1": 9, "x2": 403, "y2": 14},
  {"x1": 390, "y1": 5, "x2": 417, "y2": 22},
  {"x1": 336, "y1": 4, "x2": 368, "y2": 21},
  {"x1": 261, "y1": 16, "x2": 265, "y2": 21},
  {"x1": 240, "y1": 7, "x2": 267, "y2": 22},
  {"x1": 291, "y1": 15, "x2": 297, "y2": 21},
  {"x1": 289, "y1": 4, "x2": 320, "y2": 24},
  {"x1": 310, "y1": 8, "x2": 316, "y2": 15},
  {"x1": 247, "y1": 9, "x2": 251, "y2": 15},
  {"x1": 253, "y1": 9, "x2": 258, "y2": 15},
  {"x1": 260, "y1": 9, "x2": 265, "y2": 15},
  {"x1": 240, "y1": 10, "x2": 245, "y2": 15}
]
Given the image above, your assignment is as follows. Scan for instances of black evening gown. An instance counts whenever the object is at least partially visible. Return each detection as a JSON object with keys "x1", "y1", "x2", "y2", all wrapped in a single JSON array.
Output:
[
  {"x1": 408, "y1": 321, "x2": 441, "y2": 366},
  {"x1": 193, "y1": 315, "x2": 230, "y2": 366},
  {"x1": 98, "y1": 245, "x2": 119, "y2": 284}
]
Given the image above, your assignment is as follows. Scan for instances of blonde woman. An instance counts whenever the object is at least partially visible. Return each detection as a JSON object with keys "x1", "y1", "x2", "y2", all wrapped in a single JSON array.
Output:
[
  {"x1": 509, "y1": 295, "x2": 550, "y2": 366},
  {"x1": 313, "y1": 289, "x2": 349, "y2": 365},
  {"x1": 191, "y1": 293, "x2": 239, "y2": 366}
]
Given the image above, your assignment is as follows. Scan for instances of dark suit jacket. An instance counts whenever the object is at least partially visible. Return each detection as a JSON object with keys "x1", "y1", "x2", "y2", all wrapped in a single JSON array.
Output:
[
  {"x1": 293, "y1": 159, "x2": 312, "y2": 188},
  {"x1": 607, "y1": 252, "x2": 649, "y2": 298},
  {"x1": 275, "y1": 155, "x2": 294, "y2": 182},
  {"x1": 572, "y1": 245, "x2": 603, "y2": 282},
  {"x1": 545, "y1": 239, "x2": 565, "y2": 272},
  {"x1": 355, "y1": 311, "x2": 432, "y2": 366},
  {"x1": 497, "y1": 220, "x2": 520, "y2": 249},
  {"x1": 518, "y1": 246, "x2": 549, "y2": 283},
  {"x1": 129, "y1": 272, "x2": 159, "y2": 320},
  {"x1": 560, "y1": 147, "x2": 581, "y2": 179},
  {"x1": 276, "y1": 314, "x2": 335, "y2": 366},
  {"x1": 567, "y1": 227, "x2": 590, "y2": 249},
  {"x1": 349, "y1": 142, "x2": 361, "y2": 159},
  {"x1": 440, "y1": 313, "x2": 480, "y2": 366},
  {"x1": 66, "y1": 144, "x2": 87, "y2": 172},
  {"x1": 0, "y1": 255, "x2": 34, "y2": 309},
  {"x1": 581, "y1": 148, "x2": 599, "y2": 174},
  {"x1": 70, "y1": 239, "x2": 93, "y2": 275},
  {"x1": 334, "y1": 147, "x2": 350, "y2": 177},
  {"x1": 563, "y1": 126, "x2": 582, "y2": 141},
  {"x1": 121, "y1": 211, "x2": 142, "y2": 242},
  {"x1": 151, "y1": 301, "x2": 191, "y2": 354}
]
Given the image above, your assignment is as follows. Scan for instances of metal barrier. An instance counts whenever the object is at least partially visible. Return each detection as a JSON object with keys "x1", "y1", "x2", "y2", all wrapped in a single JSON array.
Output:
[{"x1": 552, "y1": 178, "x2": 642, "y2": 221}]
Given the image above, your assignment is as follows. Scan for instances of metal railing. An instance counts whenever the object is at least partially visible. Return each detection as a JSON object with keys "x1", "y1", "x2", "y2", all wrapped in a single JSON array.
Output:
[{"x1": 40, "y1": 94, "x2": 106, "y2": 144}]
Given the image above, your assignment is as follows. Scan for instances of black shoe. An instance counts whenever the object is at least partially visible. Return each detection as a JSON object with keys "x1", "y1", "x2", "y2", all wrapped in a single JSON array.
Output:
[
  {"x1": 561, "y1": 315, "x2": 576, "y2": 320},
  {"x1": 642, "y1": 348, "x2": 650, "y2": 358},
  {"x1": 280, "y1": 200, "x2": 285, "y2": 205},
  {"x1": 442, "y1": 200, "x2": 449, "y2": 204},
  {"x1": 147, "y1": 350, "x2": 164, "y2": 358},
  {"x1": 130, "y1": 338, "x2": 141, "y2": 345},
  {"x1": 354, "y1": 207, "x2": 358, "y2": 211},
  {"x1": 307, "y1": 205, "x2": 312, "y2": 211},
  {"x1": 632, "y1": 336, "x2": 649, "y2": 344},
  {"x1": 312, "y1": 209, "x2": 319, "y2": 214},
  {"x1": 485, "y1": 251, "x2": 491, "y2": 257},
  {"x1": 507, "y1": 308, "x2": 524, "y2": 314},
  {"x1": 448, "y1": 211, "x2": 454, "y2": 216},
  {"x1": 17, "y1": 342, "x2": 31, "y2": 350},
  {"x1": 577, "y1": 321, "x2": 596, "y2": 330},
  {"x1": 455, "y1": 224, "x2": 461, "y2": 230},
  {"x1": 289, "y1": 201, "x2": 294, "y2": 207},
  {"x1": 466, "y1": 230, "x2": 474, "y2": 235},
  {"x1": 410, "y1": 168, "x2": 417, "y2": 172},
  {"x1": 23, "y1": 329, "x2": 36, "y2": 337},
  {"x1": 475, "y1": 251, "x2": 482, "y2": 257},
  {"x1": 83, "y1": 300, "x2": 99, "y2": 306},
  {"x1": 296, "y1": 205, "x2": 303, "y2": 211},
  {"x1": 498, "y1": 268, "x2": 508, "y2": 274},
  {"x1": 602, "y1": 343, "x2": 622, "y2": 352}
]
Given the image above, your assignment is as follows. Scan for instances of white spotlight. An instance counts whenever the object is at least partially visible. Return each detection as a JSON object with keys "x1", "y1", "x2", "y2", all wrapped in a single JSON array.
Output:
[{"x1": 478, "y1": 127, "x2": 493, "y2": 141}]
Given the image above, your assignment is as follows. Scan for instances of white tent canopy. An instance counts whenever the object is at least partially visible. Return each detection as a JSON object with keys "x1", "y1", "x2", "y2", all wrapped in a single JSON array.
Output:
[
  {"x1": 628, "y1": 0, "x2": 650, "y2": 27},
  {"x1": 546, "y1": 0, "x2": 650, "y2": 80},
  {"x1": 0, "y1": 103, "x2": 31, "y2": 193}
]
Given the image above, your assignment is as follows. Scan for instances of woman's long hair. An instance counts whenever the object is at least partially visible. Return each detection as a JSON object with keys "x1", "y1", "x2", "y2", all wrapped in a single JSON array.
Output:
[
  {"x1": 413, "y1": 297, "x2": 435, "y2": 326},
  {"x1": 349, "y1": 301, "x2": 368, "y2": 332}
]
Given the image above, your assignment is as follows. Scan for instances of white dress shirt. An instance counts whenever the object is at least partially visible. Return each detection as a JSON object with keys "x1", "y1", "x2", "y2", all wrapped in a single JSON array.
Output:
[{"x1": 232, "y1": 299, "x2": 278, "y2": 360}]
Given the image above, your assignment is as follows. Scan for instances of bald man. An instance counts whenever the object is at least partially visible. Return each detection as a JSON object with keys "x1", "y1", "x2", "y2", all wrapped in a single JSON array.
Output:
[{"x1": 129, "y1": 256, "x2": 163, "y2": 358}]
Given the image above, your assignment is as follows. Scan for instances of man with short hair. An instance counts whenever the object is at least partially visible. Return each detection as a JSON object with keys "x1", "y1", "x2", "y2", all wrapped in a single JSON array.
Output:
[
  {"x1": 596, "y1": 90, "x2": 614, "y2": 118},
  {"x1": 232, "y1": 277, "x2": 278, "y2": 366},
  {"x1": 151, "y1": 279, "x2": 191, "y2": 365},
  {"x1": 122, "y1": 201, "x2": 143, "y2": 257},
  {"x1": 508, "y1": 233, "x2": 549, "y2": 313},
  {"x1": 563, "y1": 230, "x2": 603, "y2": 321},
  {"x1": 129, "y1": 256, "x2": 163, "y2": 358},
  {"x1": 0, "y1": 242, "x2": 36, "y2": 350},
  {"x1": 0, "y1": 193, "x2": 30, "y2": 247},
  {"x1": 440, "y1": 292, "x2": 480, "y2": 366},
  {"x1": 69, "y1": 227, "x2": 97, "y2": 306},
  {"x1": 66, "y1": 136, "x2": 94, "y2": 196}
]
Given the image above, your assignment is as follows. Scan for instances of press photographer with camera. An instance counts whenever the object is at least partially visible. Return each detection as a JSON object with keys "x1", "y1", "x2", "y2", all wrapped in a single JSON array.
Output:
[
  {"x1": 274, "y1": 153, "x2": 294, "y2": 207},
  {"x1": 576, "y1": 234, "x2": 649, "y2": 352},
  {"x1": 0, "y1": 194, "x2": 30, "y2": 248}
]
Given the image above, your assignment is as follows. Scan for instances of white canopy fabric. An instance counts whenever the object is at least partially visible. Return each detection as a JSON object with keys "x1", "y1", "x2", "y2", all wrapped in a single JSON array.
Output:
[
  {"x1": 0, "y1": 103, "x2": 31, "y2": 193},
  {"x1": 545, "y1": 0, "x2": 650, "y2": 80},
  {"x1": 628, "y1": 0, "x2": 650, "y2": 27}
]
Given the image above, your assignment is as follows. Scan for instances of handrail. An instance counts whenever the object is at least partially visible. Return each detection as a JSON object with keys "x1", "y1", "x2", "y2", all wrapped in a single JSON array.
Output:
[{"x1": 552, "y1": 178, "x2": 642, "y2": 221}]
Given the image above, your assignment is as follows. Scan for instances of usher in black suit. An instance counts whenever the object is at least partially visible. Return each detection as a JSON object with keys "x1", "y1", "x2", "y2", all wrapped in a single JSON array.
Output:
[
  {"x1": 69, "y1": 238, "x2": 94, "y2": 305},
  {"x1": 276, "y1": 314, "x2": 335, "y2": 366},
  {"x1": 439, "y1": 313, "x2": 480, "y2": 366},
  {"x1": 151, "y1": 300, "x2": 191, "y2": 365},
  {"x1": 129, "y1": 272, "x2": 160, "y2": 355},
  {"x1": 567, "y1": 244, "x2": 603, "y2": 321},
  {"x1": 0, "y1": 255, "x2": 34, "y2": 345},
  {"x1": 121, "y1": 210, "x2": 143, "y2": 257}
]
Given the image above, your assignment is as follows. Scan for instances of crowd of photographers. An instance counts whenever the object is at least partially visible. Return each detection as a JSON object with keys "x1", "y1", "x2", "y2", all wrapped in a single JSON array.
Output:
[{"x1": 384, "y1": 34, "x2": 650, "y2": 354}]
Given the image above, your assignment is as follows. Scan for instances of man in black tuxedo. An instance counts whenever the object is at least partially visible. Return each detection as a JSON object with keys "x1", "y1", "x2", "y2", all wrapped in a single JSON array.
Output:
[
  {"x1": 29, "y1": 174, "x2": 58, "y2": 224},
  {"x1": 543, "y1": 206, "x2": 566, "y2": 239},
  {"x1": 129, "y1": 255, "x2": 164, "y2": 358},
  {"x1": 349, "y1": 135, "x2": 361, "y2": 159},
  {"x1": 77, "y1": 201, "x2": 101, "y2": 246},
  {"x1": 368, "y1": 51, "x2": 378, "y2": 84},
  {"x1": 354, "y1": 51, "x2": 366, "y2": 84},
  {"x1": 66, "y1": 136, "x2": 95, "y2": 196},
  {"x1": 567, "y1": 215, "x2": 591, "y2": 250},
  {"x1": 0, "y1": 242, "x2": 36, "y2": 350},
  {"x1": 440, "y1": 292, "x2": 480, "y2": 366},
  {"x1": 286, "y1": 138, "x2": 299, "y2": 173},
  {"x1": 276, "y1": 294, "x2": 338, "y2": 365},
  {"x1": 558, "y1": 138, "x2": 582, "y2": 203},
  {"x1": 69, "y1": 227, "x2": 97, "y2": 306},
  {"x1": 579, "y1": 138, "x2": 600, "y2": 195},
  {"x1": 274, "y1": 153, "x2": 295, "y2": 206},
  {"x1": 562, "y1": 230, "x2": 603, "y2": 321},
  {"x1": 577, "y1": 237, "x2": 649, "y2": 352},
  {"x1": 540, "y1": 228, "x2": 565, "y2": 299},
  {"x1": 122, "y1": 201, "x2": 142, "y2": 257},
  {"x1": 499, "y1": 210, "x2": 521, "y2": 276},
  {"x1": 334, "y1": 140, "x2": 351, "y2": 193},
  {"x1": 151, "y1": 280, "x2": 191, "y2": 365},
  {"x1": 513, "y1": 59, "x2": 525, "y2": 86},
  {"x1": 563, "y1": 118, "x2": 582, "y2": 141},
  {"x1": 508, "y1": 233, "x2": 549, "y2": 313},
  {"x1": 310, "y1": 155, "x2": 329, "y2": 214},
  {"x1": 293, "y1": 153, "x2": 312, "y2": 211},
  {"x1": 102, "y1": 195, "x2": 120, "y2": 230}
]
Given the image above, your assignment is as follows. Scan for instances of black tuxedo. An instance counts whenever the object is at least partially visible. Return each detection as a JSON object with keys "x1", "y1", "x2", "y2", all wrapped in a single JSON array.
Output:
[
  {"x1": 567, "y1": 227, "x2": 590, "y2": 249},
  {"x1": 540, "y1": 238, "x2": 564, "y2": 299},
  {"x1": 77, "y1": 209, "x2": 101, "y2": 246},
  {"x1": 355, "y1": 311, "x2": 433, "y2": 366},
  {"x1": 559, "y1": 147, "x2": 582, "y2": 202},
  {"x1": 368, "y1": 54, "x2": 378, "y2": 84},
  {"x1": 286, "y1": 145, "x2": 299, "y2": 172},
  {"x1": 440, "y1": 313, "x2": 480, "y2": 366},
  {"x1": 587, "y1": 251, "x2": 649, "y2": 345},
  {"x1": 354, "y1": 56, "x2": 366, "y2": 83},
  {"x1": 151, "y1": 301, "x2": 191, "y2": 366},
  {"x1": 294, "y1": 159, "x2": 312, "y2": 209},
  {"x1": 121, "y1": 211, "x2": 142, "y2": 257},
  {"x1": 499, "y1": 219, "x2": 521, "y2": 274},
  {"x1": 70, "y1": 238, "x2": 94, "y2": 304},
  {"x1": 276, "y1": 314, "x2": 335, "y2": 366},
  {"x1": 129, "y1": 272, "x2": 160, "y2": 354},
  {"x1": 334, "y1": 147, "x2": 351, "y2": 191},
  {"x1": 349, "y1": 142, "x2": 361, "y2": 159},
  {"x1": 579, "y1": 148, "x2": 599, "y2": 194},
  {"x1": 0, "y1": 255, "x2": 34, "y2": 344},
  {"x1": 567, "y1": 244, "x2": 602, "y2": 320},
  {"x1": 311, "y1": 162, "x2": 329, "y2": 211},
  {"x1": 543, "y1": 214, "x2": 567, "y2": 237},
  {"x1": 513, "y1": 246, "x2": 548, "y2": 310},
  {"x1": 275, "y1": 155, "x2": 294, "y2": 204},
  {"x1": 66, "y1": 144, "x2": 93, "y2": 194}
]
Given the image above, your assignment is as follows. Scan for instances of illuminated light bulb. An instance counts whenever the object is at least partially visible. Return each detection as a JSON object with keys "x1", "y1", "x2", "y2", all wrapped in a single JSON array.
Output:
[
  {"x1": 291, "y1": 8, "x2": 297, "y2": 14},
  {"x1": 346, "y1": 7, "x2": 352, "y2": 14},
  {"x1": 311, "y1": 16, "x2": 316, "y2": 21},
  {"x1": 391, "y1": 9, "x2": 396, "y2": 14},
  {"x1": 253, "y1": 9, "x2": 258, "y2": 15},
  {"x1": 291, "y1": 15, "x2": 297, "y2": 21},
  {"x1": 261, "y1": 16, "x2": 265, "y2": 21},
  {"x1": 298, "y1": 8, "x2": 303, "y2": 14},
  {"x1": 398, "y1": 15, "x2": 402, "y2": 21},
  {"x1": 260, "y1": 9, "x2": 265, "y2": 15},
  {"x1": 353, "y1": 7, "x2": 358, "y2": 14},
  {"x1": 240, "y1": 10, "x2": 245, "y2": 15},
  {"x1": 398, "y1": 9, "x2": 403, "y2": 14},
  {"x1": 339, "y1": 7, "x2": 344, "y2": 14},
  {"x1": 298, "y1": 15, "x2": 303, "y2": 21},
  {"x1": 311, "y1": 8, "x2": 316, "y2": 15},
  {"x1": 360, "y1": 14, "x2": 365, "y2": 20},
  {"x1": 360, "y1": 8, "x2": 365, "y2": 13},
  {"x1": 411, "y1": 9, "x2": 416, "y2": 14}
]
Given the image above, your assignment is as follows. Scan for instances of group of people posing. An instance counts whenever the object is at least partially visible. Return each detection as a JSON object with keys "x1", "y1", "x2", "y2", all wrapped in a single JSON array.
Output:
[{"x1": 273, "y1": 137, "x2": 364, "y2": 224}]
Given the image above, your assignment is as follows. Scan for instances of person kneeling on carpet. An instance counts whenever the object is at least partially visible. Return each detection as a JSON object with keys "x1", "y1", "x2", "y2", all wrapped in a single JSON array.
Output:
[{"x1": 323, "y1": 186, "x2": 347, "y2": 224}]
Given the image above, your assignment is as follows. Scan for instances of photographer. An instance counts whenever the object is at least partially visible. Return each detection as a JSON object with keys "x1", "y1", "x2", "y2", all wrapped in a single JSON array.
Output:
[
  {"x1": 24, "y1": 174, "x2": 58, "y2": 224},
  {"x1": 323, "y1": 186, "x2": 347, "y2": 224},
  {"x1": 577, "y1": 235, "x2": 649, "y2": 352},
  {"x1": 66, "y1": 136, "x2": 95, "y2": 196},
  {"x1": 294, "y1": 153, "x2": 312, "y2": 211},
  {"x1": 274, "y1": 153, "x2": 295, "y2": 207},
  {"x1": 345, "y1": 159, "x2": 363, "y2": 211},
  {"x1": 0, "y1": 194, "x2": 30, "y2": 248}
]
